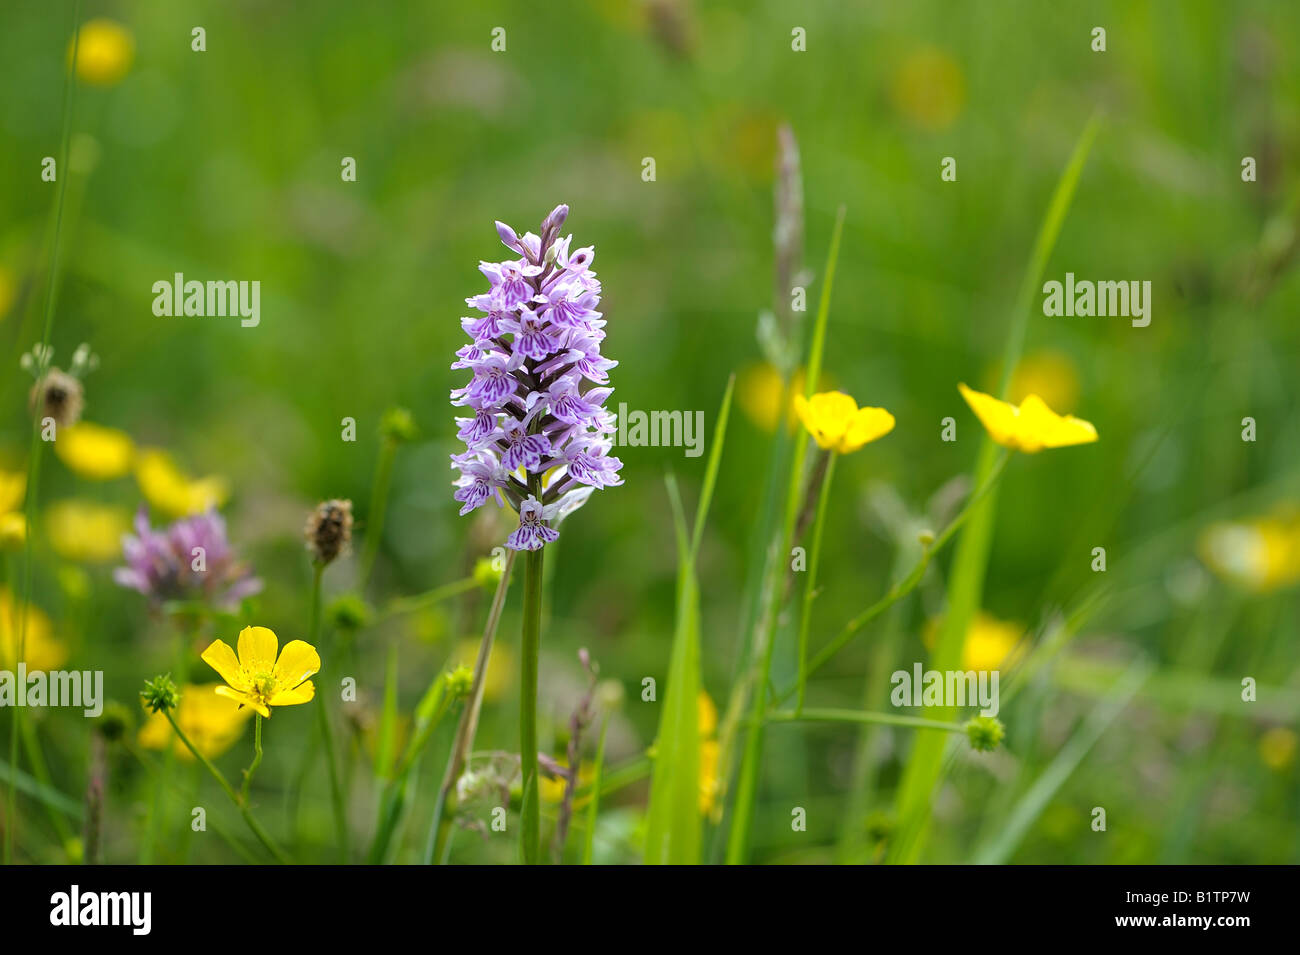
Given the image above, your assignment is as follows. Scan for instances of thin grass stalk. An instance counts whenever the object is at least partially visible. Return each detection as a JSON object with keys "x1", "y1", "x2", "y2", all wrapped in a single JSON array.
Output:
[
  {"x1": 5, "y1": 0, "x2": 83, "y2": 865},
  {"x1": 889, "y1": 114, "x2": 1101, "y2": 864},
  {"x1": 795, "y1": 451, "x2": 835, "y2": 715},
  {"x1": 426, "y1": 549, "x2": 516, "y2": 863},
  {"x1": 726, "y1": 205, "x2": 846, "y2": 864}
]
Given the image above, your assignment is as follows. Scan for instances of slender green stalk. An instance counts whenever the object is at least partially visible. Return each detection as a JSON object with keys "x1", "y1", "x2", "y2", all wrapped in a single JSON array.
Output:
[
  {"x1": 795, "y1": 451, "x2": 836, "y2": 715},
  {"x1": 4, "y1": 0, "x2": 82, "y2": 867},
  {"x1": 519, "y1": 546, "x2": 544, "y2": 864},
  {"x1": 163, "y1": 710, "x2": 288, "y2": 864},
  {"x1": 890, "y1": 114, "x2": 1100, "y2": 865},
  {"x1": 775, "y1": 450, "x2": 1010, "y2": 704},
  {"x1": 768, "y1": 708, "x2": 968, "y2": 733},
  {"x1": 381, "y1": 576, "x2": 477, "y2": 619},
  {"x1": 242, "y1": 715, "x2": 264, "y2": 805},
  {"x1": 358, "y1": 436, "x2": 398, "y2": 590},
  {"x1": 727, "y1": 205, "x2": 845, "y2": 864},
  {"x1": 308, "y1": 562, "x2": 348, "y2": 860},
  {"x1": 427, "y1": 550, "x2": 517, "y2": 864}
]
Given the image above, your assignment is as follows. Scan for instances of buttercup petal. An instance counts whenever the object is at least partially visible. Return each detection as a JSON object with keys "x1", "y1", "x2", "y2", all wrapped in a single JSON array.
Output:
[
  {"x1": 236, "y1": 626, "x2": 278, "y2": 672},
  {"x1": 842, "y1": 407, "x2": 896, "y2": 452},
  {"x1": 273, "y1": 640, "x2": 321, "y2": 690},
  {"x1": 1018, "y1": 394, "x2": 1098, "y2": 450},
  {"x1": 201, "y1": 639, "x2": 248, "y2": 692},
  {"x1": 958, "y1": 383, "x2": 1022, "y2": 450},
  {"x1": 267, "y1": 680, "x2": 315, "y2": 707}
]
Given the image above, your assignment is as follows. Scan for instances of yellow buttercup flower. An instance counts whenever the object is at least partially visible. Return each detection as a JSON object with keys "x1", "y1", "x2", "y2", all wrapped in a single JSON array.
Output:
[
  {"x1": 54, "y1": 422, "x2": 135, "y2": 480},
  {"x1": 71, "y1": 19, "x2": 134, "y2": 87},
  {"x1": 200, "y1": 626, "x2": 320, "y2": 719},
  {"x1": 45, "y1": 500, "x2": 131, "y2": 562},
  {"x1": 958, "y1": 382, "x2": 1098, "y2": 454},
  {"x1": 135, "y1": 448, "x2": 229, "y2": 517},
  {"x1": 0, "y1": 588, "x2": 68, "y2": 671},
  {"x1": 138, "y1": 683, "x2": 253, "y2": 760},
  {"x1": 1198, "y1": 513, "x2": 1300, "y2": 593},
  {"x1": 793, "y1": 391, "x2": 895, "y2": 454},
  {"x1": 0, "y1": 513, "x2": 24, "y2": 549}
]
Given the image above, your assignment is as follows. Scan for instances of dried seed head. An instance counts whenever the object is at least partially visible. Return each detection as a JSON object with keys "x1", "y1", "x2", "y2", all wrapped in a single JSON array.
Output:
[
  {"x1": 29, "y1": 368, "x2": 84, "y2": 428},
  {"x1": 306, "y1": 499, "x2": 353, "y2": 565}
]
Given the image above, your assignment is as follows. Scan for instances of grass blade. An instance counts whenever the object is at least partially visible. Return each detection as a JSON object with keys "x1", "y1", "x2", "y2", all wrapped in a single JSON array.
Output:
[{"x1": 890, "y1": 114, "x2": 1101, "y2": 863}]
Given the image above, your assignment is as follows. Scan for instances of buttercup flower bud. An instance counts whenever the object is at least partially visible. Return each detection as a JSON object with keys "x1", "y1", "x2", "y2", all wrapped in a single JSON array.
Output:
[
  {"x1": 964, "y1": 715, "x2": 1005, "y2": 752},
  {"x1": 140, "y1": 674, "x2": 180, "y2": 713},
  {"x1": 327, "y1": 593, "x2": 371, "y2": 631},
  {"x1": 306, "y1": 499, "x2": 353, "y2": 565},
  {"x1": 380, "y1": 406, "x2": 418, "y2": 444}
]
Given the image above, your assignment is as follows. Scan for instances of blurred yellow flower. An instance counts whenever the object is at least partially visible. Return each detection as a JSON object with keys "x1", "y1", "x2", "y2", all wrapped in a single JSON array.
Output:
[
  {"x1": 1259, "y1": 727, "x2": 1297, "y2": 771},
  {"x1": 1198, "y1": 513, "x2": 1300, "y2": 593},
  {"x1": 0, "y1": 471, "x2": 25, "y2": 549},
  {"x1": 71, "y1": 19, "x2": 134, "y2": 87},
  {"x1": 738, "y1": 363, "x2": 831, "y2": 433},
  {"x1": 539, "y1": 761, "x2": 595, "y2": 805},
  {"x1": 958, "y1": 382, "x2": 1098, "y2": 454},
  {"x1": 201, "y1": 626, "x2": 320, "y2": 719},
  {"x1": 135, "y1": 448, "x2": 229, "y2": 517},
  {"x1": 890, "y1": 46, "x2": 965, "y2": 131},
  {"x1": 794, "y1": 391, "x2": 895, "y2": 454},
  {"x1": 54, "y1": 422, "x2": 135, "y2": 480},
  {"x1": 0, "y1": 470, "x2": 24, "y2": 514},
  {"x1": 45, "y1": 500, "x2": 131, "y2": 563},
  {"x1": 138, "y1": 683, "x2": 253, "y2": 761},
  {"x1": 699, "y1": 690, "x2": 721, "y2": 818},
  {"x1": 0, "y1": 513, "x2": 25, "y2": 549},
  {"x1": 0, "y1": 588, "x2": 68, "y2": 671},
  {"x1": 456, "y1": 637, "x2": 513, "y2": 702},
  {"x1": 1009, "y1": 349, "x2": 1081, "y2": 414},
  {"x1": 924, "y1": 611, "x2": 1025, "y2": 672}
]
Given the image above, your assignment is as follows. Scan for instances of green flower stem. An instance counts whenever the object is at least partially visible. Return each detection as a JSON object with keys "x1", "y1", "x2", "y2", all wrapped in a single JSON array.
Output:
[
  {"x1": 242, "y1": 714, "x2": 264, "y2": 805},
  {"x1": 767, "y1": 708, "x2": 967, "y2": 733},
  {"x1": 380, "y1": 576, "x2": 478, "y2": 620},
  {"x1": 774, "y1": 449, "x2": 1011, "y2": 705},
  {"x1": 726, "y1": 205, "x2": 845, "y2": 865},
  {"x1": 520, "y1": 545, "x2": 544, "y2": 865},
  {"x1": 427, "y1": 549, "x2": 517, "y2": 865},
  {"x1": 358, "y1": 435, "x2": 398, "y2": 591},
  {"x1": 4, "y1": 0, "x2": 82, "y2": 867},
  {"x1": 795, "y1": 451, "x2": 836, "y2": 716},
  {"x1": 162, "y1": 710, "x2": 289, "y2": 864},
  {"x1": 308, "y1": 562, "x2": 348, "y2": 861}
]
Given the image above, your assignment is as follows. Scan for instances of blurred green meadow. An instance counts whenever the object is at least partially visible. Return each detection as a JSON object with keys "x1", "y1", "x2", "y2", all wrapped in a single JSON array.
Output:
[{"x1": 1, "y1": 0, "x2": 1298, "y2": 865}]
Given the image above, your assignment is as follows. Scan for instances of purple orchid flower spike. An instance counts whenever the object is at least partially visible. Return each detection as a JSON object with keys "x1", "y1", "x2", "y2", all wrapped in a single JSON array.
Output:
[{"x1": 451, "y1": 205, "x2": 622, "y2": 550}]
